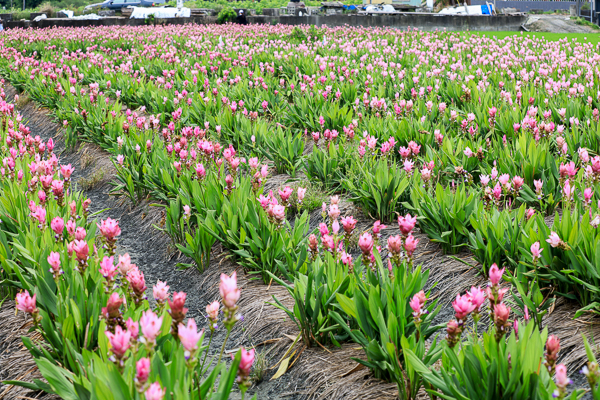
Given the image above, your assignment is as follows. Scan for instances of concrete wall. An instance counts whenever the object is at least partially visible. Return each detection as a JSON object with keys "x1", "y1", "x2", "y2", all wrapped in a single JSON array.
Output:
[
  {"x1": 6, "y1": 13, "x2": 526, "y2": 32},
  {"x1": 473, "y1": 0, "x2": 575, "y2": 11},
  {"x1": 249, "y1": 14, "x2": 527, "y2": 31}
]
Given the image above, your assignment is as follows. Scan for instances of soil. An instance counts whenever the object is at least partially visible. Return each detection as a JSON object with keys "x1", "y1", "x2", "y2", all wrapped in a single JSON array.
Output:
[
  {"x1": 524, "y1": 15, "x2": 600, "y2": 33},
  {"x1": 1, "y1": 84, "x2": 599, "y2": 400}
]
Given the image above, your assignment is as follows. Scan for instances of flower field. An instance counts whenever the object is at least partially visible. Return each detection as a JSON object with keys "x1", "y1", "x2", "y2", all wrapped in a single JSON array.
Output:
[{"x1": 1, "y1": 24, "x2": 600, "y2": 399}]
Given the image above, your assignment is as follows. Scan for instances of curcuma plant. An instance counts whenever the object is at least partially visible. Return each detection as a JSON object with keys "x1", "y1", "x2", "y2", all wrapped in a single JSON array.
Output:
[
  {"x1": 331, "y1": 249, "x2": 442, "y2": 400},
  {"x1": 408, "y1": 183, "x2": 478, "y2": 254},
  {"x1": 343, "y1": 159, "x2": 410, "y2": 223}
]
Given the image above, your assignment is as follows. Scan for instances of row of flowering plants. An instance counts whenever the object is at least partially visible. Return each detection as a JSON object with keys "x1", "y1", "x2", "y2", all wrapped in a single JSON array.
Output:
[
  {"x1": 0, "y1": 84, "x2": 256, "y2": 399},
  {"x1": 1, "y1": 24, "x2": 600, "y2": 398}
]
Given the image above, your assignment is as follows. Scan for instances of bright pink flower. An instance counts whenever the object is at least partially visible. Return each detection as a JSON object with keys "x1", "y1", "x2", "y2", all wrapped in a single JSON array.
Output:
[
  {"x1": 531, "y1": 242, "x2": 542, "y2": 261},
  {"x1": 219, "y1": 272, "x2": 240, "y2": 309},
  {"x1": 498, "y1": 174, "x2": 510, "y2": 186},
  {"x1": 512, "y1": 176, "x2": 524, "y2": 190},
  {"x1": 72, "y1": 240, "x2": 89, "y2": 261},
  {"x1": 555, "y1": 364, "x2": 570, "y2": 387},
  {"x1": 206, "y1": 301, "x2": 219, "y2": 321},
  {"x1": 140, "y1": 310, "x2": 163, "y2": 343},
  {"x1": 126, "y1": 317, "x2": 139, "y2": 340},
  {"x1": 237, "y1": 347, "x2": 255, "y2": 377},
  {"x1": 489, "y1": 263, "x2": 504, "y2": 285},
  {"x1": 387, "y1": 235, "x2": 402, "y2": 255},
  {"x1": 99, "y1": 256, "x2": 118, "y2": 279},
  {"x1": 494, "y1": 303, "x2": 511, "y2": 324},
  {"x1": 328, "y1": 204, "x2": 340, "y2": 220},
  {"x1": 319, "y1": 223, "x2": 329, "y2": 236},
  {"x1": 145, "y1": 382, "x2": 166, "y2": 400},
  {"x1": 135, "y1": 358, "x2": 150, "y2": 385},
  {"x1": 341, "y1": 216, "x2": 357, "y2": 233},
  {"x1": 102, "y1": 292, "x2": 123, "y2": 319},
  {"x1": 278, "y1": 186, "x2": 293, "y2": 202},
  {"x1": 585, "y1": 188, "x2": 594, "y2": 203},
  {"x1": 403, "y1": 235, "x2": 419, "y2": 257},
  {"x1": 178, "y1": 318, "x2": 203, "y2": 356},
  {"x1": 358, "y1": 232, "x2": 374, "y2": 255},
  {"x1": 74, "y1": 227, "x2": 87, "y2": 241},
  {"x1": 409, "y1": 294, "x2": 422, "y2": 316},
  {"x1": 373, "y1": 221, "x2": 385, "y2": 235},
  {"x1": 297, "y1": 187, "x2": 307, "y2": 202},
  {"x1": 467, "y1": 286, "x2": 486, "y2": 311},
  {"x1": 153, "y1": 280, "x2": 170, "y2": 302},
  {"x1": 398, "y1": 213, "x2": 417, "y2": 236},
  {"x1": 546, "y1": 231, "x2": 562, "y2": 248},
  {"x1": 127, "y1": 267, "x2": 147, "y2": 297},
  {"x1": 50, "y1": 217, "x2": 64, "y2": 235},
  {"x1": 272, "y1": 205, "x2": 285, "y2": 222},
  {"x1": 341, "y1": 252, "x2": 353, "y2": 266},
  {"x1": 452, "y1": 294, "x2": 476, "y2": 320},
  {"x1": 16, "y1": 290, "x2": 37, "y2": 314},
  {"x1": 98, "y1": 218, "x2": 121, "y2": 240},
  {"x1": 105, "y1": 326, "x2": 131, "y2": 359},
  {"x1": 117, "y1": 253, "x2": 133, "y2": 274},
  {"x1": 47, "y1": 251, "x2": 61, "y2": 272}
]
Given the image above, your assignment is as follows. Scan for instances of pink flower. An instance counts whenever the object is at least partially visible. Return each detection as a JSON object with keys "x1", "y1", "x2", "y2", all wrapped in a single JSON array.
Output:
[
  {"x1": 467, "y1": 286, "x2": 486, "y2": 311},
  {"x1": 126, "y1": 317, "x2": 139, "y2": 340},
  {"x1": 60, "y1": 164, "x2": 74, "y2": 179},
  {"x1": 16, "y1": 290, "x2": 37, "y2": 314},
  {"x1": 237, "y1": 347, "x2": 255, "y2": 377},
  {"x1": 403, "y1": 235, "x2": 419, "y2": 257},
  {"x1": 585, "y1": 188, "x2": 593, "y2": 203},
  {"x1": 358, "y1": 232, "x2": 374, "y2": 255},
  {"x1": 153, "y1": 280, "x2": 170, "y2": 302},
  {"x1": 534, "y1": 180, "x2": 543, "y2": 193},
  {"x1": 206, "y1": 301, "x2": 219, "y2": 321},
  {"x1": 318, "y1": 223, "x2": 329, "y2": 236},
  {"x1": 72, "y1": 240, "x2": 89, "y2": 261},
  {"x1": 463, "y1": 147, "x2": 473, "y2": 158},
  {"x1": 398, "y1": 213, "x2": 417, "y2": 236},
  {"x1": 452, "y1": 294, "x2": 476, "y2": 320},
  {"x1": 47, "y1": 252, "x2": 61, "y2": 272},
  {"x1": 219, "y1": 272, "x2": 241, "y2": 309},
  {"x1": 328, "y1": 204, "x2": 340, "y2": 220},
  {"x1": 145, "y1": 382, "x2": 166, "y2": 400},
  {"x1": 341, "y1": 216, "x2": 357, "y2": 234},
  {"x1": 512, "y1": 176, "x2": 524, "y2": 190},
  {"x1": 105, "y1": 326, "x2": 131, "y2": 359},
  {"x1": 50, "y1": 217, "x2": 64, "y2": 235},
  {"x1": 409, "y1": 295, "x2": 422, "y2": 315},
  {"x1": 278, "y1": 186, "x2": 293, "y2": 202},
  {"x1": 373, "y1": 221, "x2": 386, "y2": 235},
  {"x1": 531, "y1": 242, "x2": 542, "y2": 261},
  {"x1": 117, "y1": 254, "x2": 133, "y2": 274},
  {"x1": 555, "y1": 364, "x2": 570, "y2": 387},
  {"x1": 297, "y1": 187, "x2": 307, "y2": 202},
  {"x1": 178, "y1": 318, "x2": 203, "y2": 356},
  {"x1": 341, "y1": 252, "x2": 353, "y2": 266},
  {"x1": 387, "y1": 235, "x2": 402, "y2": 255},
  {"x1": 494, "y1": 303, "x2": 511, "y2": 324},
  {"x1": 135, "y1": 358, "x2": 150, "y2": 385},
  {"x1": 579, "y1": 147, "x2": 590, "y2": 163},
  {"x1": 498, "y1": 174, "x2": 510, "y2": 186},
  {"x1": 98, "y1": 218, "x2": 121, "y2": 240},
  {"x1": 102, "y1": 292, "x2": 124, "y2": 319},
  {"x1": 127, "y1": 267, "x2": 147, "y2": 297},
  {"x1": 195, "y1": 163, "x2": 206, "y2": 179},
  {"x1": 140, "y1": 310, "x2": 163, "y2": 344},
  {"x1": 99, "y1": 256, "x2": 118, "y2": 279},
  {"x1": 272, "y1": 204, "x2": 285, "y2": 223},
  {"x1": 546, "y1": 231, "x2": 562, "y2": 248},
  {"x1": 489, "y1": 263, "x2": 504, "y2": 285},
  {"x1": 74, "y1": 227, "x2": 87, "y2": 241}
]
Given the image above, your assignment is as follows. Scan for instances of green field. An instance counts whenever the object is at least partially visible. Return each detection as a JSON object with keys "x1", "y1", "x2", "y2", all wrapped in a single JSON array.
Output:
[{"x1": 471, "y1": 30, "x2": 600, "y2": 44}]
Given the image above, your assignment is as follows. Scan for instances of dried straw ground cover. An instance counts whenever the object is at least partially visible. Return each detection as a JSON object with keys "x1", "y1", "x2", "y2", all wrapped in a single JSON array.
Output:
[{"x1": 0, "y1": 24, "x2": 600, "y2": 399}]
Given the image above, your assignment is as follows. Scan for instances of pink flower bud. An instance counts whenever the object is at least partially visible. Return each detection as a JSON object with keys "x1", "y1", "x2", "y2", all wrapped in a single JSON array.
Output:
[
  {"x1": 153, "y1": 280, "x2": 170, "y2": 302},
  {"x1": 398, "y1": 213, "x2": 417, "y2": 236},
  {"x1": 140, "y1": 310, "x2": 163, "y2": 344},
  {"x1": 488, "y1": 263, "x2": 504, "y2": 285},
  {"x1": 403, "y1": 235, "x2": 419, "y2": 257},
  {"x1": 16, "y1": 290, "x2": 37, "y2": 314},
  {"x1": 126, "y1": 317, "x2": 139, "y2": 340},
  {"x1": 136, "y1": 358, "x2": 150, "y2": 385},
  {"x1": 178, "y1": 318, "x2": 203, "y2": 357},
  {"x1": 98, "y1": 218, "x2": 121, "y2": 241},
  {"x1": 358, "y1": 232, "x2": 374, "y2": 255},
  {"x1": 531, "y1": 241, "x2": 542, "y2": 261},
  {"x1": 51, "y1": 217, "x2": 64, "y2": 235},
  {"x1": 99, "y1": 256, "x2": 118, "y2": 280},
  {"x1": 452, "y1": 293, "x2": 476, "y2": 320},
  {"x1": 546, "y1": 231, "x2": 562, "y2": 248},
  {"x1": 219, "y1": 272, "x2": 240, "y2": 309},
  {"x1": 467, "y1": 286, "x2": 485, "y2": 311},
  {"x1": 105, "y1": 326, "x2": 131, "y2": 359},
  {"x1": 206, "y1": 301, "x2": 220, "y2": 321},
  {"x1": 145, "y1": 382, "x2": 166, "y2": 400}
]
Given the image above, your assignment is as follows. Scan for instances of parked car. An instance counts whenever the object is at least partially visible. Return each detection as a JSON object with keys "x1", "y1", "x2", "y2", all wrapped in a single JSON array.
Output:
[{"x1": 84, "y1": 0, "x2": 166, "y2": 11}]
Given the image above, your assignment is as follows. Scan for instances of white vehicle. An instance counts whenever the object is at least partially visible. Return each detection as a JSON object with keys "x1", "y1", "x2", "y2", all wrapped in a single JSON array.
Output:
[{"x1": 360, "y1": 4, "x2": 399, "y2": 14}]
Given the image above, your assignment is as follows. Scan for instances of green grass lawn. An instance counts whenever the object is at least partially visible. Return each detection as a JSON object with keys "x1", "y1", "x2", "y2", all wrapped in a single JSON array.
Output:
[{"x1": 469, "y1": 31, "x2": 600, "y2": 44}]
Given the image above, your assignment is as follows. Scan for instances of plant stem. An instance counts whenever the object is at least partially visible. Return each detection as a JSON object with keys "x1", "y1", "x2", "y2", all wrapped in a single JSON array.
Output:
[
  {"x1": 199, "y1": 331, "x2": 214, "y2": 373},
  {"x1": 217, "y1": 327, "x2": 232, "y2": 365}
]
